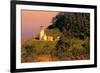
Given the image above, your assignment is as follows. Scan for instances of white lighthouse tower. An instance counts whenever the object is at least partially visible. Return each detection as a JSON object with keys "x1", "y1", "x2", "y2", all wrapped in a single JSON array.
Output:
[{"x1": 39, "y1": 26, "x2": 47, "y2": 40}]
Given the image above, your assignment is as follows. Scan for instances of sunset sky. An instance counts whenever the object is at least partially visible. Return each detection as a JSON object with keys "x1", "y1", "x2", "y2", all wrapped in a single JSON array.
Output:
[{"x1": 21, "y1": 10, "x2": 59, "y2": 40}]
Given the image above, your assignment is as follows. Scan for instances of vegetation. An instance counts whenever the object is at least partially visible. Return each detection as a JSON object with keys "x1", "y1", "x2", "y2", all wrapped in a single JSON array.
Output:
[{"x1": 45, "y1": 28, "x2": 61, "y2": 39}]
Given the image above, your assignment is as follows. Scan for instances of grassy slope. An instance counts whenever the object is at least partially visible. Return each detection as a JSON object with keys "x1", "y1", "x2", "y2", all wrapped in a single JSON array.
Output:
[{"x1": 21, "y1": 38, "x2": 90, "y2": 63}]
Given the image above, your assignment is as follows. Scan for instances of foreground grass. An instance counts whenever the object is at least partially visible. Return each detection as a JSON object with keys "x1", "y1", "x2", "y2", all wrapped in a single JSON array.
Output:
[{"x1": 21, "y1": 38, "x2": 90, "y2": 63}]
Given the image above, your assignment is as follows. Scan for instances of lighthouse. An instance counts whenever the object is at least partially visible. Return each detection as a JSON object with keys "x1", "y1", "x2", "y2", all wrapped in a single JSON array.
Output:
[{"x1": 39, "y1": 26, "x2": 47, "y2": 40}]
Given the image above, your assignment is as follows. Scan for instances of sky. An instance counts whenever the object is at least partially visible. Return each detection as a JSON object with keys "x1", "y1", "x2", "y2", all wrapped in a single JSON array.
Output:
[{"x1": 21, "y1": 10, "x2": 58, "y2": 40}]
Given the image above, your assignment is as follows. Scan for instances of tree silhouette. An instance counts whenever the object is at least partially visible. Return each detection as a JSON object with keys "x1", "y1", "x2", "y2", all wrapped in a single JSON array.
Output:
[{"x1": 48, "y1": 12, "x2": 90, "y2": 39}]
